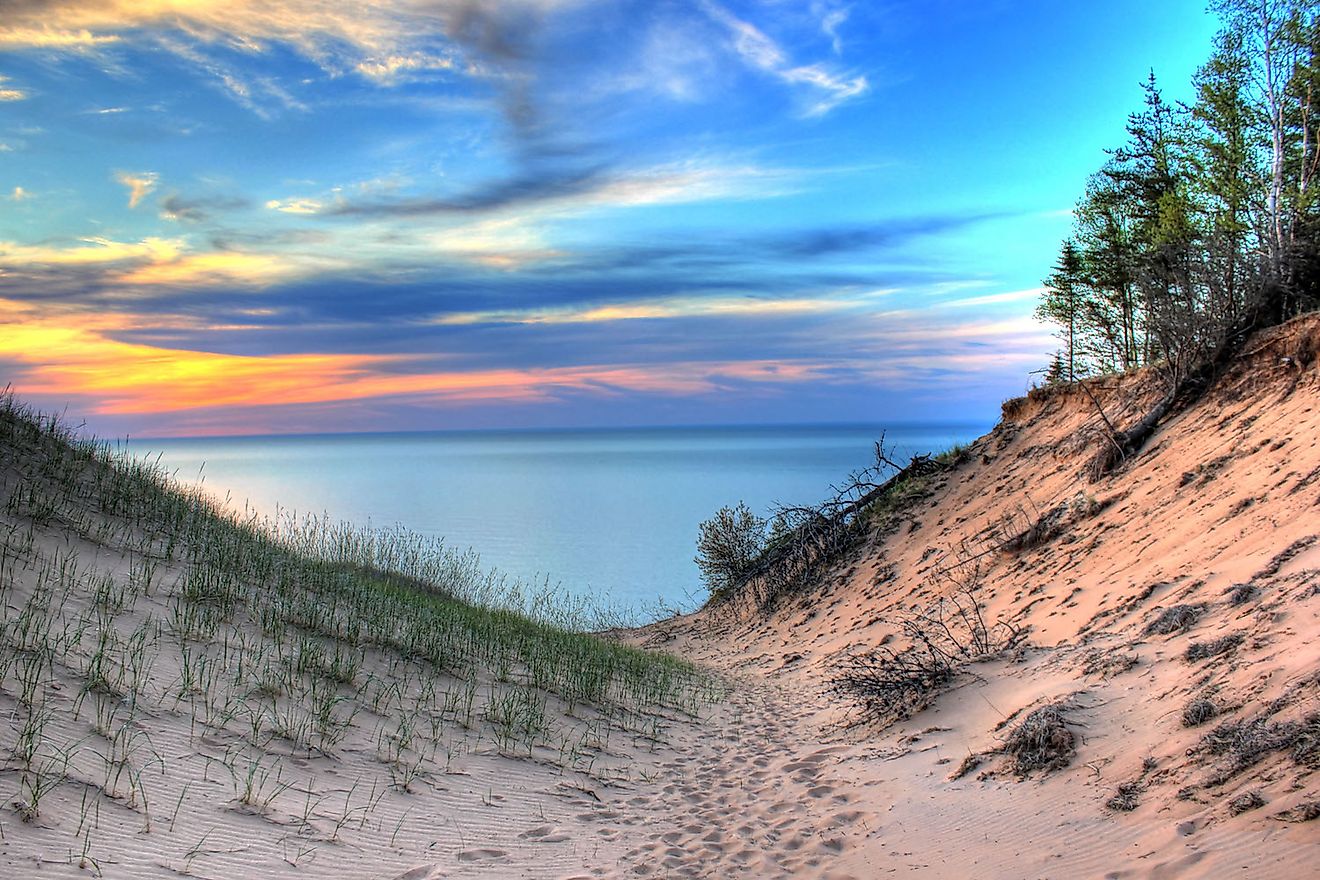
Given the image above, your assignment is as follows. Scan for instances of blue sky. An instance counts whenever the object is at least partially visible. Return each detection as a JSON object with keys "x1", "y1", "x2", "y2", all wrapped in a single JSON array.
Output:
[{"x1": 0, "y1": 0, "x2": 1218, "y2": 436}]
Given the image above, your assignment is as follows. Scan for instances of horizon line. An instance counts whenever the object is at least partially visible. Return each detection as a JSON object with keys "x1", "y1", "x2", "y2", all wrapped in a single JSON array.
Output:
[{"x1": 121, "y1": 418, "x2": 993, "y2": 445}]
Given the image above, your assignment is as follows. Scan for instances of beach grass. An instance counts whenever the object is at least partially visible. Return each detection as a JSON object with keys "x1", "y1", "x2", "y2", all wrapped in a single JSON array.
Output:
[{"x1": 0, "y1": 388, "x2": 721, "y2": 867}]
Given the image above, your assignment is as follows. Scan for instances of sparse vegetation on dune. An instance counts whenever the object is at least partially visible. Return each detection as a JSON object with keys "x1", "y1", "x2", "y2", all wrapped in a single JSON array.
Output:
[
  {"x1": 697, "y1": 441, "x2": 964, "y2": 612},
  {"x1": 0, "y1": 389, "x2": 721, "y2": 874}
]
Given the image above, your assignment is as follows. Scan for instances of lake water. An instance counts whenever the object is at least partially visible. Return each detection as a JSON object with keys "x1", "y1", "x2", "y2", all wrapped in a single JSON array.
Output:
[{"x1": 130, "y1": 423, "x2": 986, "y2": 614}]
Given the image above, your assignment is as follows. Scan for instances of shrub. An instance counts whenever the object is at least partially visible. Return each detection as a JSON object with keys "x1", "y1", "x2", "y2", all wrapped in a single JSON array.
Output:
[
  {"x1": 1185, "y1": 632, "x2": 1245, "y2": 662},
  {"x1": 1144, "y1": 604, "x2": 1206, "y2": 636},
  {"x1": 694, "y1": 502, "x2": 766, "y2": 602},
  {"x1": 1106, "y1": 782, "x2": 1143, "y2": 812},
  {"x1": 833, "y1": 646, "x2": 956, "y2": 727},
  {"x1": 1182, "y1": 698, "x2": 1219, "y2": 728},
  {"x1": 1001, "y1": 702, "x2": 1076, "y2": 776},
  {"x1": 833, "y1": 573, "x2": 1023, "y2": 727},
  {"x1": 1228, "y1": 791, "x2": 1266, "y2": 816},
  {"x1": 1225, "y1": 583, "x2": 1258, "y2": 605}
]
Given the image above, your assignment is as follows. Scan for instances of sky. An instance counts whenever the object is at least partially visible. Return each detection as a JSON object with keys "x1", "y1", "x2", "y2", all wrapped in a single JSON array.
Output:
[{"x1": 0, "y1": 0, "x2": 1220, "y2": 437}]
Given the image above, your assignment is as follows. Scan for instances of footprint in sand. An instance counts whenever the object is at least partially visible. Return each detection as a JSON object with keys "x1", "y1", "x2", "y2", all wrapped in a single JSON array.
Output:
[
  {"x1": 390, "y1": 868, "x2": 441, "y2": 880},
  {"x1": 456, "y1": 847, "x2": 507, "y2": 862}
]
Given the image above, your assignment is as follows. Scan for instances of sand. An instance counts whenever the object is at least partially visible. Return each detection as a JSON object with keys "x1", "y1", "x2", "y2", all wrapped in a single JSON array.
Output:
[{"x1": 3, "y1": 315, "x2": 1319, "y2": 878}]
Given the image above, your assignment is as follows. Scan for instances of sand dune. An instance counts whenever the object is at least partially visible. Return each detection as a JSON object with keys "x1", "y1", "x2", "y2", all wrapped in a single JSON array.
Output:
[
  {"x1": 3, "y1": 316, "x2": 1319, "y2": 878},
  {"x1": 637, "y1": 313, "x2": 1320, "y2": 877}
]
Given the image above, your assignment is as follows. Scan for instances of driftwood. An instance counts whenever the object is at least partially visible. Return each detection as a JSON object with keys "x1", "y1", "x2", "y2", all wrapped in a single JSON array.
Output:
[{"x1": 737, "y1": 451, "x2": 951, "y2": 609}]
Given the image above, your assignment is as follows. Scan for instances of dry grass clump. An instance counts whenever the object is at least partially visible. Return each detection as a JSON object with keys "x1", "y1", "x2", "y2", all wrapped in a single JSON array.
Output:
[
  {"x1": 1105, "y1": 781, "x2": 1143, "y2": 812},
  {"x1": 1225, "y1": 583, "x2": 1259, "y2": 606},
  {"x1": 1144, "y1": 603, "x2": 1207, "y2": 636},
  {"x1": 1184, "y1": 632, "x2": 1245, "y2": 662},
  {"x1": 949, "y1": 752, "x2": 984, "y2": 781},
  {"x1": 833, "y1": 573, "x2": 1023, "y2": 728},
  {"x1": 1202, "y1": 713, "x2": 1320, "y2": 773},
  {"x1": 1082, "y1": 650, "x2": 1138, "y2": 678},
  {"x1": 1228, "y1": 790, "x2": 1266, "y2": 815},
  {"x1": 1292, "y1": 713, "x2": 1320, "y2": 767},
  {"x1": 833, "y1": 647, "x2": 955, "y2": 726},
  {"x1": 1274, "y1": 801, "x2": 1320, "y2": 822},
  {"x1": 1000, "y1": 491, "x2": 1107, "y2": 554},
  {"x1": 1182, "y1": 697, "x2": 1220, "y2": 728},
  {"x1": 1000, "y1": 702, "x2": 1076, "y2": 777}
]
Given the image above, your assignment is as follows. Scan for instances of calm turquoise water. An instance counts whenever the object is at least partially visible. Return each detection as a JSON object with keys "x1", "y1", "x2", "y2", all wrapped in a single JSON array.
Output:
[{"x1": 130, "y1": 423, "x2": 986, "y2": 612}]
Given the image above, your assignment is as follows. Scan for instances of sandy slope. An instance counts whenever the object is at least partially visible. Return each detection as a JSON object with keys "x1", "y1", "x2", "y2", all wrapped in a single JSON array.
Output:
[
  {"x1": 3, "y1": 316, "x2": 1319, "y2": 879},
  {"x1": 631, "y1": 313, "x2": 1320, "y2": 877}
]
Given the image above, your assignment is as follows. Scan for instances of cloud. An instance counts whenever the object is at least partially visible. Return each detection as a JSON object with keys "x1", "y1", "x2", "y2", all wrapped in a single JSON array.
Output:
[
  {"x1": 0, "y1": 75, "x2": 27, "y2": 101},
  {"x1": 701, "y1": 1, "x2": 867, "y2": 116},
  {"x1": 0, "y1": 236, "x2": 185, "y2": 267},
  {"x1": 326, "y1": 160, "x2": 788, "y2": 220},
  {"x1": 114, "y1": 171, "x2": 159, "y2": 209},
  {"x1": 355, "y1": 52, "x2": 459, "y2": 84},
  {"x1": 817, "y1": 3, "x2": 852, "y2": 54},
  {"x1": 0, "y1": 1, "x2": 576, "y2": 81},
  {"x1": 0, "y1": 294, "x2": 835, "y2": 420},
  {"x1": 934, "y1": 287, "x2": 1046, "y2": 310},
  {"x1": 159, "y1": 193, "x2": 250, "y2": 223},
  {"x1": 113, "y1": 251, "x2": 298, "y2": 287},
  {"x1": 424, "y1": 217, "x2": 565, "y2": 268},
  {"x1": 6, "y1": 187, "x2": 30, "y2": 202},
  {"x1": 0, "y1": 26, "x2": 120, "y2": 49},
  {"x1": 780, "y1": 64, "x2": 868, "y2": 116},
  {"x1": 0, "y1": 235, "x2": 327, "y2": 290},
  {"x1": 430, "y1": 293, "x2": 861, "y2": 326},
  {"x1": 265, "y1": 197, "x2": 324, "y2": 214},
  {"x1": 152, "y1": 35, "x2": 307, "y2": 118},
  {"x1": 327, "y1": 163, "x2": 608, "y2": 218}
]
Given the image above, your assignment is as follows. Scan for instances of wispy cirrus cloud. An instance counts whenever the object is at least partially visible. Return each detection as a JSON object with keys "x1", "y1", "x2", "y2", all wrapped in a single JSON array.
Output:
[
  {"x1": 324, "y1": 159, "x2": 793, "y2": 220},
  {"x1": 0, "y1": 1, "x2": 578, "y2": 83},
  {"x1": 429, "y1": 293, "x2": 873, "y2": 327},
  {"x1": 817, "y1": 2, "x2": 852, "y2": 54},
  {"x1": 354, "y1": 52, "x2": 460, "y2": 84},
  {"x1": 700, "y1": 0, "x2": 867, "y2": 116}
]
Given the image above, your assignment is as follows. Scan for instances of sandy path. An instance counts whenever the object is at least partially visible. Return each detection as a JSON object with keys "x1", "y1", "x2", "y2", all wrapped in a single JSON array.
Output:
[{"x1": 596, "y1": 681, "x2": 875, "y2": 880}]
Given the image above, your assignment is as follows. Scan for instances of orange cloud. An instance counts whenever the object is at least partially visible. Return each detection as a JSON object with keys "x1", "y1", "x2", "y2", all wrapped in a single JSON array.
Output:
[
  {"x1": 0, "y1": 236, "x2": 324, "y2": 288},
  {"x1": 0, "y1": 237, "x2": 185, "y2": 266},
  {"x1": 0, "y1": 298, "x2": 827, "y2": 423},
  {"x1": 114, "y1": 250, "x2": 297, "y2": 286},
  {"x1": 0, "y1": 27, "x2": 119, "y2": 49},
  {"x1": 114, "y1": 170, "x2": 158, "y2": 208}
]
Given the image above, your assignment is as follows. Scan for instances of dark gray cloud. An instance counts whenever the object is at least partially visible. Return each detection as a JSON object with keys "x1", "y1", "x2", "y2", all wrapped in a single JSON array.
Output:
[
  {"x1": 327, "y1": 163, "x2": 610, "y2": 217},
  {"x1": 160, "y1": 193, "x2": 250, "y2": 223}
]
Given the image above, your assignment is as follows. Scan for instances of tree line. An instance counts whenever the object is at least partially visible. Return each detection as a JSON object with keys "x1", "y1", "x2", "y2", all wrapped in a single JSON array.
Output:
[{"x1": 1037, "y1": 0, "x2": 1319, "y2": 385}]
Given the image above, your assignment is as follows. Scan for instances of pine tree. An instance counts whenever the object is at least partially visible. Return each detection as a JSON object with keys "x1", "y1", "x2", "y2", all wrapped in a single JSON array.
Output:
[
  {"x1": 1191, "y1": 25, "x2": 1264, "y2": 326},
  {"x1": 1036, "y1": 240, "x2": 1086, "y2": 380}
]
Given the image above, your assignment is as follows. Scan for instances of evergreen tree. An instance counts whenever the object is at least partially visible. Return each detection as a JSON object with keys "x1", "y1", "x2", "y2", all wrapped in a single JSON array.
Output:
[
  {"x1": 1036, "y1": 240, "x2": 1086, "y2": 380},
  {"x1": 1190, "y1": 25, "x2": 1263, "y2": 326},
  {"x1": 1034, "y1": 1, "x2": 1319, "y2": 384}
]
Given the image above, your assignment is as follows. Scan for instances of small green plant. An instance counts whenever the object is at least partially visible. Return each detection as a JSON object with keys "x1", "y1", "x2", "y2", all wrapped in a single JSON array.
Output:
[{"x1": 694, "y1": 502, "x2": 766, "y2": 601}]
